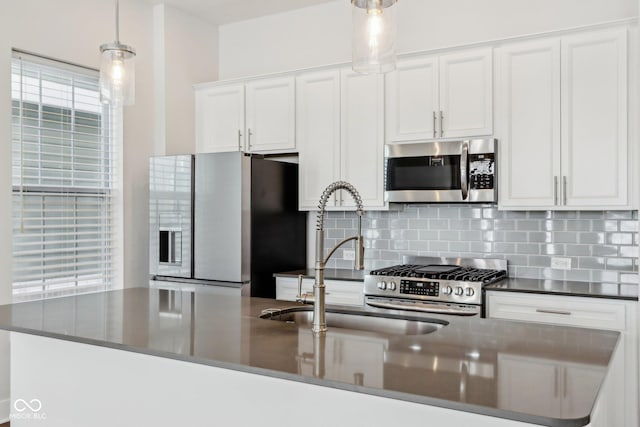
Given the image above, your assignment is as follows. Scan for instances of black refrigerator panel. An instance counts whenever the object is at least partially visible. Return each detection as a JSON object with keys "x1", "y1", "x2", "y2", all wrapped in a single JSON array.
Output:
[
  {"x1": 149, "y1": 155, "x2": 193, "y2": 279},
  {"x1": 250, "y1": 157, "x2": 307, "y2": 298}
]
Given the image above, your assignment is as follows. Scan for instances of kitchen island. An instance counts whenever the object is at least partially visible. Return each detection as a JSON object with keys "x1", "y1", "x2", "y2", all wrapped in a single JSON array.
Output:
[{"x1": 0, "y1": 287, "x2": 620, "y2": 427}]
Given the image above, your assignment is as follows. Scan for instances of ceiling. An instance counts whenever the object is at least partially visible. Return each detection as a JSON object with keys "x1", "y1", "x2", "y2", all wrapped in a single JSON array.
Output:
[{"x1": 146, "y1": 0, "x2": 337, "y2": 25}]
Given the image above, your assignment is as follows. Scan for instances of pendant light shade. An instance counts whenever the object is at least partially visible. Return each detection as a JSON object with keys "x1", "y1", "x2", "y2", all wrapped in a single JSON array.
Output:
[
  {"x1": 351, "y1": 0, "x2": 398, "y2": 74},
  {"x1": 100, "y1": 0, "x2": 136, "y2": 105}
]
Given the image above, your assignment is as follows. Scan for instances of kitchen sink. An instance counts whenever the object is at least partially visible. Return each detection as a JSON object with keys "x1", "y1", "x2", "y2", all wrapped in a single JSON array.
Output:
[{"x1": 259, "y1": 306, "x2": 446, "y2": 336}]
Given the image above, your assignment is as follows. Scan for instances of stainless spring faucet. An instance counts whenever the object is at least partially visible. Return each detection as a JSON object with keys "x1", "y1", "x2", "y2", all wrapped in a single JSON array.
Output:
[{"x1": 309, "y1": 181, "x2": 365, "y2": 335}]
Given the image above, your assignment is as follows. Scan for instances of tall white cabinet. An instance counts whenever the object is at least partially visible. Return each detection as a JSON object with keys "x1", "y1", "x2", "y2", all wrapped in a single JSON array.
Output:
[
  {"x1": 497, "y1": 28, "x2": 628, "y2": 209},
  {"x1": 296, "y1": 70, "x2": 341, "y2": 209},
  {"x1": 386, "y1": 47, "x2": 493, "y2": 143},
  {"x1": 297, "y1": 69, "x2": 385, "y2": 210}
]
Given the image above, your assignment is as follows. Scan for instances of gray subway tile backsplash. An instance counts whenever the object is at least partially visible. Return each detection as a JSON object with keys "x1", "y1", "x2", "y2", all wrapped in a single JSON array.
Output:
[{"x1": 322, "y1": 206, "x2": 638, "y2": 285}]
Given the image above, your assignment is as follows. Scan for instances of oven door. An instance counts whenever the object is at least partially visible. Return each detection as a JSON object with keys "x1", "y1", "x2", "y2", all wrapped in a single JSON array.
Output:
[
  {"x1": 385, "y1": 141, "x2": 470, "y2": 203},
  {"x1": 365, "y1": 296, "x2": 481, "y2": 316}
]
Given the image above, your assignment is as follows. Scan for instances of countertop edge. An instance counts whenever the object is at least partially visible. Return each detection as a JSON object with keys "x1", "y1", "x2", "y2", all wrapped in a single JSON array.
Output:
[
  {"x1": 484, "y1": 282, "x2": 638, "y2": 301},
  {"x1": 275, "y1": 271, "x2": 639, "y2": 301},
  {"x1": 6, "y1": 324, "x2": 591, "y2": 427}
]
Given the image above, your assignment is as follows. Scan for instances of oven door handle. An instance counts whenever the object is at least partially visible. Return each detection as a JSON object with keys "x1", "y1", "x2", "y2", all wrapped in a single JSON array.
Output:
[
  {"x1": 460, "y1": 141, "x2": 469, "y2": 201},
  {"x1": 366, "y1": 299, "x2": 479, "y2": 316}
]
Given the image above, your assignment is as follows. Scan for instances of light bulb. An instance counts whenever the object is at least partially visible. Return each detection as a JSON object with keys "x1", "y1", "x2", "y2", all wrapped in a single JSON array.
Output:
[
  {"x1": 110, "y1": 52, "x2": 126, "y2": 86},
  {"x1": 367, "y1": 8, "x2": 383, "y2": 55},
  {"x1": 111, "y1": 57, "x2": 125, "y2": 86}
]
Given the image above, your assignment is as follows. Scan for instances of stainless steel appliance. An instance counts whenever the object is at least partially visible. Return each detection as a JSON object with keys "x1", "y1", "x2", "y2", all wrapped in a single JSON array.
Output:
[
  {"x1": 364, "y1": 256, "x2": 507, "y2": 317},
  {"x1": 384, "y1": 138, "x2": 497, "y2": 203},
  {"x1": 149, "y1": 152, "x2": 306, "y2": 298}
]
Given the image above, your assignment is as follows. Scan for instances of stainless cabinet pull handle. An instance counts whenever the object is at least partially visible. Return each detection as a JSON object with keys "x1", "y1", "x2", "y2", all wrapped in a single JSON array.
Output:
[
  {"x1": 536, "y1": 308, "x2": 571, "y2": 315},
  {"x1": 554, "y1": 176, "x2": 558, "y2": 205},
  {"x1": 248, "y1": 128, "x2": 253, "y2": 151},
  {"x1": 554, "y1": 366, "x2": 559, "y2": 398},
  {"x1": 237, "y1": 129, "x2": 243, "y2": 151},
  {"x1": 562, "y1": 176, "x2": 567, "y2": 205},
  {"x1": 460, "y1": 141, "x2": 469, "y2": 201},
  {"x1": 440, "y1": 110, "x2": 444, "y2": 138},
  {"x1": 432, "y1": 111, "x2": 437, "y2": 138}
]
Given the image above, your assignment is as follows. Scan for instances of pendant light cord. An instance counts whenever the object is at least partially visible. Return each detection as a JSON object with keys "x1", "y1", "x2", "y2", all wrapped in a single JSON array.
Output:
[{"x1": 115, "y1": 0, "x2": 120, "y2": 43}]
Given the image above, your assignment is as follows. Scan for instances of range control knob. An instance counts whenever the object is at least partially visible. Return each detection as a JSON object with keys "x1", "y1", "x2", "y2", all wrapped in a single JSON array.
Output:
[
  {"x1": 388, "y1": 281, "x2": 397, "y2": 291},
  {"x1": 377, "y1": 281, "x2": 387, "y2": 290},
  {"x1": 454, "y1": 287, "x2": 464, "y2": 296},
  {"x1": 442, "y1": 286, "x2": 453, "y2": 295},
  {"x1": 466, "y1": 288, "x2": 475, "y2": 297}
]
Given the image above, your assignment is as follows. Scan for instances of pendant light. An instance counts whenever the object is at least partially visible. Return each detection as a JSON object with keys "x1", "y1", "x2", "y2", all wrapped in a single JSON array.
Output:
[
  {"x1": 351, "y1": 0, "x2": 398, "y2": 74},
  {"x1": 100, "y1": 0, "x2": 136, "y2": 105}
]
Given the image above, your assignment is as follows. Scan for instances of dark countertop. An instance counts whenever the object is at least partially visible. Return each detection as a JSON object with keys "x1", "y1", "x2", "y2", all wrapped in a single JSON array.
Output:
[
  {"x1": 276, "y1": 269, "x2": 639, "y2": 301},
  {"x1": 0, "y1": 287, "x2": 618, "y2": 427},
  {"x1": 486, "y1": 278, "x2": 639, "y2": 301},
  {"x1": 274, "y1": 268, "x2": 367, "y2": 281}
]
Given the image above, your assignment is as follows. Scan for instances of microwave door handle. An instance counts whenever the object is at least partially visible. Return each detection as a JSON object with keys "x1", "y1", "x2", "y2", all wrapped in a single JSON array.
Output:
[{"x1": 460, "y1": 141, "x2": 469, "y2": 201}]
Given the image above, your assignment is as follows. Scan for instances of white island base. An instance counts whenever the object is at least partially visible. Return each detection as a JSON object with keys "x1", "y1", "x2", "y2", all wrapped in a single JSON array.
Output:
[{"x1": 9, "y1": 332, "x2": 612, "y2": 427}]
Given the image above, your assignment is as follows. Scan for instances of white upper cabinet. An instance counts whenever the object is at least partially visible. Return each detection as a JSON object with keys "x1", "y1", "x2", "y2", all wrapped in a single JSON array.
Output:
[
  {"x1": 245, "y1": 77, "x2": 296, "y2": 153},
  {"x1": 385, "y1": 57, "x2": 439, "y2": 142},
  {"x1": 195, "y1": 77, "x2": 296, "y2": 154},
  {"x1": 297, "y1": 69, "x2": 386, "y2": 211},
  {"x1": 439, "y1": 48, "x2": 493, "y2": 138},
  {"x1": 561, "y1": 29, "x2": 628, "y2": 208},
  {"x1": 195, "y1": 85, "x2": 245, "y2": 153},
  {"x1": 497, "y1": 28, "x2": 629, "y2": 210},
  {"x1": 386, "y1": 47, "x2": 492, "y2": 143},
  {"x1": 340, "y1": 69, "x2": 385, "y2": 209},
  {"x1": 296, "y1": 70, "x2": 341, "y2": 210},
  {"x1": 496, "y1": 39, "x2": 561, "y2": 208}
]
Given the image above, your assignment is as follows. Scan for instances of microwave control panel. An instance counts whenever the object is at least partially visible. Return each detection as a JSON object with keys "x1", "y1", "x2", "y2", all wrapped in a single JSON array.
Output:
[{"x1": 469, "y1": 153, "x2": 495, "y2": 190}]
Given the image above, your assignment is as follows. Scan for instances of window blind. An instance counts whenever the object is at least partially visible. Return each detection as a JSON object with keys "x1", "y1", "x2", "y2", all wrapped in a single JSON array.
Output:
[{"x1": 11, "y1": 51, "x2": 118, "y2": 301}]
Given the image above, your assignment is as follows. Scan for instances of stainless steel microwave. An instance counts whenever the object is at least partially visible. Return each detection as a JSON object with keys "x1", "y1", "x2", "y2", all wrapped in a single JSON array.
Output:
[{"x1": 384, "y1": 139, "x2": 497, "y2": 203}]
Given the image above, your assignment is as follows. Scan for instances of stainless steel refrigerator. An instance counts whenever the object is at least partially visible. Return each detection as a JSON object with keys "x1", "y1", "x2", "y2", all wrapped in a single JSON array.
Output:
[{"x1": 149, "y1": 152, "x2": 306, "y2": 298}]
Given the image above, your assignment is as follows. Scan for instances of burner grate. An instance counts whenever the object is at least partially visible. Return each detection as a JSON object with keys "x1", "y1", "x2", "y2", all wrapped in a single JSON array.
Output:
[{"x1": 370, "y1": 264, "x2": 507, "y2": 283}]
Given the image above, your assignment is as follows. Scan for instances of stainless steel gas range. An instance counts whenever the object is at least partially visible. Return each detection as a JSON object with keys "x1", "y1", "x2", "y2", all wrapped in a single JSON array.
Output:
[{"x1": 364, "y1": 256, "x2": 507, "y2": 317}]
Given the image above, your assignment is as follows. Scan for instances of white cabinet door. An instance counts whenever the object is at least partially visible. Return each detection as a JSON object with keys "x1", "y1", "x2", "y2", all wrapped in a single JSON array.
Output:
[
  {"x1": 296, "y1": 70, "x2": 341, "y2": 210},
  {"x1": 497, "y1": 28, "x2": 629, "y2": 211},
  {"x1": 499, "y1": 354, "x2": 611, "y2": 425},
  {"x1": 498, "y1": 354, "x2": 561, "y2": 416},
  {"x1": 561, "y1": 28, "x2": 628, "y2": 208},
  {"x1": 439, "y1": 47, "x2": 493, "y2": 138},
  {"x1": 245, "y1": 77, "x2": 296, "y2": 153},
  {"x1": 487, "y1": 291, "x2": 637, "y2": 427},
  {"x1": 563, "y1": 364, "x2": 611, "y2": 422},
  {"x1": 275, "y1": 277, "x2": 364, "y2": 307},
  {"x1": 385, "y1": 56, "x2": 439, "y2": 142},
  {"x1": 496, "y1": 39, "x2": 561, "y2": 208},
  {"x1": 195, "y1": 85, "x2": 245, "y2": 153},
  {"x1": 340, "y1": 69, "x2": 385, "y2": 209}
]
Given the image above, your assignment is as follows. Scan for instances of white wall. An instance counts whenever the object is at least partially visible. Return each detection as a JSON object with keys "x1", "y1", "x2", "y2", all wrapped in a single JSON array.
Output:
[
  {"x1": 219, "y1": 0, "x2": 638, "y2": 79},
  {"x1": 0, "y1": 0, "x2": 219, "y2": 421},
  {"x1": 155, "y1": 4, "x2": 219, "y2": 156}
]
